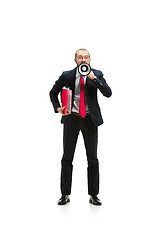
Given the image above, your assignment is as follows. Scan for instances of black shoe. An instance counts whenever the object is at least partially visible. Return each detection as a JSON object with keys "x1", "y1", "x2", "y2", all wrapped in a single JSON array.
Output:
[
  {"x1": 89, "y1": 196, "x2": 102, "y2": 206},
  {"x1": 57, "y1": 195, "x2": 70, "y2": 205}
]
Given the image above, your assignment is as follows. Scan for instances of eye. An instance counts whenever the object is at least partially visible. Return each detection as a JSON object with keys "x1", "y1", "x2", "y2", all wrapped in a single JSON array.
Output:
[{"x1": 77, "y1": 56, "x2": 83, "y2": 59}]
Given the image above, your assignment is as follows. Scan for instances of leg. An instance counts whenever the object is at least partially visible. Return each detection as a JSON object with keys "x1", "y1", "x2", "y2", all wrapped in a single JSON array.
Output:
[
  {"x1": 61, "y1": 115, "x2": 80, "y2": 195},
  {"x1": 81, "y1": 115, "x2": 99, "y2": 196}
]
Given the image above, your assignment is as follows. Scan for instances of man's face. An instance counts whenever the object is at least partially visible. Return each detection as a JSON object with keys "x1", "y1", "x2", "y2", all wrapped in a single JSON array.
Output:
[{"x1": 74, "y1": 50, "x2": 91, "y2": 66}]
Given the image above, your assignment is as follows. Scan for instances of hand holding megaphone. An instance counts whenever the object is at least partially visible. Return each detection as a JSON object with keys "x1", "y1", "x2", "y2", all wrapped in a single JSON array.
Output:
[{"x1": 87, "y1": 71, "x2": 97, "y2": 81}]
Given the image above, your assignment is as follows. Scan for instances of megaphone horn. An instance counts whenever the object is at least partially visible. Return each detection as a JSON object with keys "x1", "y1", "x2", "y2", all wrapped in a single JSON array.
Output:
[{"x1": 78, "y1": 63, "x2": 91, "y2": 76}]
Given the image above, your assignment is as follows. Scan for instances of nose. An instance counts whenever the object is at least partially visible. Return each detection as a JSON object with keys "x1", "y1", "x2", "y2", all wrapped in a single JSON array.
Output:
[{"x1": 81, "y1": 58, "x2": 86, "y2": 63}]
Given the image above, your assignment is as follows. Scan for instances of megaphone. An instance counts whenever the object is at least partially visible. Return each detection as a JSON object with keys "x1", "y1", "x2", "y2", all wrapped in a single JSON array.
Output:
[{"x1": 78, "y1": 63, "x2": 91, "y2": 76}]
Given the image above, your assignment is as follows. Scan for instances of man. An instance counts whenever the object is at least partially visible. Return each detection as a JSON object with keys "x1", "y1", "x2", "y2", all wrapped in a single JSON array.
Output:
[{"x1": 49, "y1": 48, "x2": 112, "y2": 206}]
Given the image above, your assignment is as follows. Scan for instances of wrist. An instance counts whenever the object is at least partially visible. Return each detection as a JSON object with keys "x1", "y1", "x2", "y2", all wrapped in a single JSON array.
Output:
[{"x1": 93, "y1": 77, "x2": 97, "y2": 82}]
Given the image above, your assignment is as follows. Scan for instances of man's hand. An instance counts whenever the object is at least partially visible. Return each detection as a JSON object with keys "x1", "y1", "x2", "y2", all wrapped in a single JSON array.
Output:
[
  {"x1": 88, "y1": 71, "x2": 97, "y2": 81},
  {"x1": 57, "y1": 106, "x2": 69, "y2": 116}
]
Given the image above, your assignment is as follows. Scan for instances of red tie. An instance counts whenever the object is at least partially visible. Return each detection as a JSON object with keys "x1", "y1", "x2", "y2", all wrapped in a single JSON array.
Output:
[{"x1": 79, "y1": 75, "x2": 86, "y2": 118}]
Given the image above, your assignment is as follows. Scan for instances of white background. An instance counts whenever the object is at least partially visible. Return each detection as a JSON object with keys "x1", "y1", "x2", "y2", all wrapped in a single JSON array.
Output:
[{"x1": 0, "y1": 0, "x2": 160, "y2": 239}]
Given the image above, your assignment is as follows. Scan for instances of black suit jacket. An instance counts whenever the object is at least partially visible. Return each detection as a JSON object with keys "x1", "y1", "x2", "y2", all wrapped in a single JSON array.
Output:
[{"x1": 49, "y1": 67, "x2": 112, "y2": 126}]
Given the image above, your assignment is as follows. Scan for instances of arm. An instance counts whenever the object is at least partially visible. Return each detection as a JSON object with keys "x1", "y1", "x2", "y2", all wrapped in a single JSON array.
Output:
[
  {"x1": 49, "y1": 74, "x2": 65, "y2": 113},
  {"x1": 49, "y1": 81, "x2": 62, "y2": 113},
  {"x1": 88, "y1": 71, "x2": 112, "y2": 97}
]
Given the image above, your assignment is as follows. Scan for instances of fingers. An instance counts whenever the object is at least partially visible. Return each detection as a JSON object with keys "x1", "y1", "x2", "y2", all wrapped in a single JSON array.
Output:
[
  {"x1": 57, "y1": 106, "x2": 65, "y2": 111},
  {"x1": 88, "y1": 71, "x2": 96, "y2": 80},
  {"x1": 57, "y1": 106, "x2": 69, "y2": 115}
]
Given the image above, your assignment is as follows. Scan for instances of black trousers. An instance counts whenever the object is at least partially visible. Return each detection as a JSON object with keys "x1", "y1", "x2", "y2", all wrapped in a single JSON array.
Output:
[{"x1": 60, "y1": 113, "x2": 99, "y2": 196}]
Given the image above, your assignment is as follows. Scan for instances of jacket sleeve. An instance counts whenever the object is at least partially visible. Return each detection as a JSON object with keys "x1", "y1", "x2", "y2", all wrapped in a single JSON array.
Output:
[
  {"x1": 93, "y1": 71, "x2": 112, "y2": 97},
  {"x1": 49, "y1": 74, "x2": 64, "y2": 113}
]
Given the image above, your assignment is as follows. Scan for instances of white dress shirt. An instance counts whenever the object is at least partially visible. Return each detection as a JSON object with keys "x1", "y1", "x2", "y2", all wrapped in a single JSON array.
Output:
[{"x1": 72, "y1": 68, "x2": 89, "y2": 113}]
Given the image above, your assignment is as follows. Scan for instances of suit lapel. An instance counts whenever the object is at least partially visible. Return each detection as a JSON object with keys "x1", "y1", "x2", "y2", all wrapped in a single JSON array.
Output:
[{"x1": 69, "y1": 67, "x2": 76, "y2": 90}]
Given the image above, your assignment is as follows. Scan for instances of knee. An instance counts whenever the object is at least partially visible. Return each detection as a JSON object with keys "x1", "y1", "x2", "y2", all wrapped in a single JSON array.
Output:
[
  {"x1": 87, "y1": 157, "x2": 99, "y2": 167},
  {"x1": 61, "y1": 158, "x2": 73, "y2": 166}
]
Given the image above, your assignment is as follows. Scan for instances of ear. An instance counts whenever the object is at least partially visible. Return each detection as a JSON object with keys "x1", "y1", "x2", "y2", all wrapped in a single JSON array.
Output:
[{"x1": 74, "y1": 58, "x2": 77, "y2": 64}]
